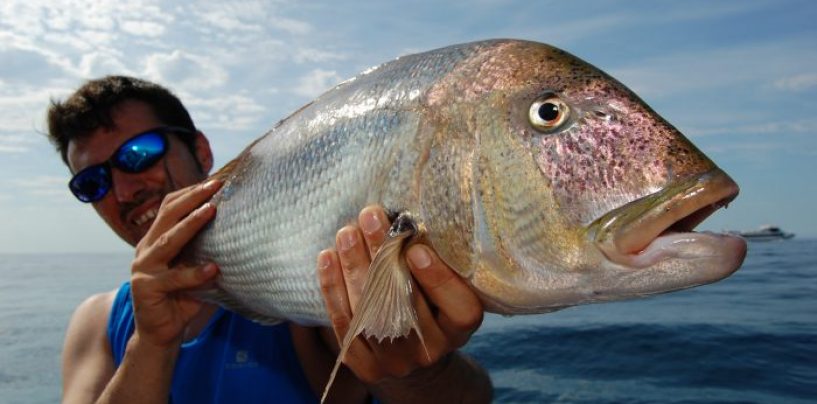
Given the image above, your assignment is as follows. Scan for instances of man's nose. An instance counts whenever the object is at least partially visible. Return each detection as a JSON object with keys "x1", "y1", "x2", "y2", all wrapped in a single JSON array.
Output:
[{"x1": 110, "y1": 168, "x2": 147, "y2": 202}]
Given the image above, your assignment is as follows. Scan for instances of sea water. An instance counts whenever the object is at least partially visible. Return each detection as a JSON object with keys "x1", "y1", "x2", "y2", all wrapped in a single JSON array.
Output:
[{"x1": 1, "y1": 240, "x2": 815, "y2": 403}]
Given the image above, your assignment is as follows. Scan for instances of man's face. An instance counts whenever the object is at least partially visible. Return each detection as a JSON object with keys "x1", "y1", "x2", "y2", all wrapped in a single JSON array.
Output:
[{"x1": 66, "y1": 100, "x2": 212, "y2": 246}]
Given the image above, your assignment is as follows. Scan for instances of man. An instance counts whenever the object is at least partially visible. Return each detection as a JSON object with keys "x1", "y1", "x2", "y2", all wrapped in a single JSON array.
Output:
[{"x1": 48, "y1": 76, "x2": 492, "y2": 403}]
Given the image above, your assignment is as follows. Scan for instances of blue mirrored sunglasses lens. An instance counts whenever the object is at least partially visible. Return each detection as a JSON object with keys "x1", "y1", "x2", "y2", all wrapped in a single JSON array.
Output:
[
  {"x1": 69, "y1": 165, "x2": 111, "y2": 202},
  {"x1": 114, "y1": 132, "x2": 167, "y2": 172}
]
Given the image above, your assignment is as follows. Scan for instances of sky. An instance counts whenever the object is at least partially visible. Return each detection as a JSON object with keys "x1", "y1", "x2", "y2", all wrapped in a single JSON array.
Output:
[{"x1": 0, "y1": 0, "x2": 815, "y2": 253}]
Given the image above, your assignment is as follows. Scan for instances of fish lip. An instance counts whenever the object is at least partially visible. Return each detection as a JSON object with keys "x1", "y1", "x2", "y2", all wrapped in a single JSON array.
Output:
[{"x1": 594, "y1": 169, "x2": 743, "y2": 268}]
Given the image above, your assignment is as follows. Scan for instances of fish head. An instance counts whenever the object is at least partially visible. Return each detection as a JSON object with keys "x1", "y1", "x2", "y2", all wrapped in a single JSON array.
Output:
[{"x1": 421, "y1": 40, "x2": 747, "y2": 313}]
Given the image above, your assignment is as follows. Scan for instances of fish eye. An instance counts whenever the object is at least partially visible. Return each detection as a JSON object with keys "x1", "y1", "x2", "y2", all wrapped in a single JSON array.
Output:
[{"x1": 529, "y1": 96, "x2": 570, "y2": 132}]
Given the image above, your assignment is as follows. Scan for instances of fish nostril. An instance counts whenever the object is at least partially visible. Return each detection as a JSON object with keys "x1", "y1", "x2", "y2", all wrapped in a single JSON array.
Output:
[{"x1": 592, "y1": 110, "x2": 609, "y2": 120}]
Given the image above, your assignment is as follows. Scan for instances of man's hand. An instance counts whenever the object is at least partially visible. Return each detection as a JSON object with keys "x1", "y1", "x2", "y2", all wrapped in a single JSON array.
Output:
[
  {"x1": 129, "y1": 179, "x2": 223, "y2": 349},
  {"x1": 317, "y1": 205, "x2": 485, "y2": 384}
]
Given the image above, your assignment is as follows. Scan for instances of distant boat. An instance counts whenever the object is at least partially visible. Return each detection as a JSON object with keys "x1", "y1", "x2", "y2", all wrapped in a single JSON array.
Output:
[{"x1": 728, "y1": 225, "x2": 795, "y2": 241}]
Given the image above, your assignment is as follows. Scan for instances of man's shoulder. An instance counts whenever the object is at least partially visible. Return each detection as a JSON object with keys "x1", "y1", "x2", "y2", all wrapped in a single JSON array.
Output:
[
  {"x1": 63, "y1": 289, "x2": 119, "y2": 365},
  {"x1": 68, "y1": 289, "x2": 119, "y2": 333},
  {"x1": 78, "y1": 289, "x2": 118, "y2": 312},
  {"x1": 62, "y1": 290, "x2": 119, "y2": 402}
]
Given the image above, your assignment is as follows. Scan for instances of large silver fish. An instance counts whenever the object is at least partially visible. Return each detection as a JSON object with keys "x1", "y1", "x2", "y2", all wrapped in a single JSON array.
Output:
[{"x1": 184, "y1": 39, "x2": 746, "y2": 396}]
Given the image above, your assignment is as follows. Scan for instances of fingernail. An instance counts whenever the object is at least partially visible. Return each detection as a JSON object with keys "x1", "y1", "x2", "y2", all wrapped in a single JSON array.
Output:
[
  {"x1": 407, "y1": 245, "x2": 432, "y2": 269},
  {"x1": 339, "y1": 228, "x2": 357, "y2": 252},
  {"x1": 361, "y1": 211, "x2": 381, "y2": 235},
  {"x1": 196, "y1": 202, "x2": 214, "y2": 215},
  {"x1": 318, "y1": 250, "x2": 332, "y2": 270},
  {"x1": 200, "y1": 263, "x2": 217, "y2": 276},
  {"x1": 203, "y1": 179, "x2": 220, "y2": 190}
]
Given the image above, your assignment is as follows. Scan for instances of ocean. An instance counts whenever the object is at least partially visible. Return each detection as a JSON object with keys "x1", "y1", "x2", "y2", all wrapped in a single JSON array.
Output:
[{"x1": 1, "y1": 239, "x2": 815, "y2": 403}]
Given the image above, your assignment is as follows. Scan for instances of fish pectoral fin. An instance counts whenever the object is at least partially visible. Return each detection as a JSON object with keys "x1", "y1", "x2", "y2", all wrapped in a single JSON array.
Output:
[
  {"x1": 321, "y1": 212, "x2": 428, "y2": 403},
  {"x1": 357, "y1": 228, "x2": 426, "y2": 344}
]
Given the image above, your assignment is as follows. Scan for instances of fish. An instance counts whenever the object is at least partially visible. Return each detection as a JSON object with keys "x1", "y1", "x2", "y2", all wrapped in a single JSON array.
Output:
[{"x1": 183, "y1": 39, "x2": 747, "y2": 399}]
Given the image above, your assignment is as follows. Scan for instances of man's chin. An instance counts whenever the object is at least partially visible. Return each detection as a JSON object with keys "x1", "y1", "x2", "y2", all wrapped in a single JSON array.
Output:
[
  {"x1": 133, "y1": 219, "x2": 155, "y2": 241},
  {"x1": 117, "y1": 222, "x2": 153, "y2": 247}
]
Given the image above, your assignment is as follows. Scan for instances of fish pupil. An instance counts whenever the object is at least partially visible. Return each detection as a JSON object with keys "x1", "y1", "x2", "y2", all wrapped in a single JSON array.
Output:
[{"x1": 539, "y1": 103, "x2": 560, "y2": 122}]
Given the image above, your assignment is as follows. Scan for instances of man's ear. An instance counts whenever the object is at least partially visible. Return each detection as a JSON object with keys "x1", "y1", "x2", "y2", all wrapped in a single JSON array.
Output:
[{"x1": 193, "y1": 131, "x2": 214, "y2": 174}]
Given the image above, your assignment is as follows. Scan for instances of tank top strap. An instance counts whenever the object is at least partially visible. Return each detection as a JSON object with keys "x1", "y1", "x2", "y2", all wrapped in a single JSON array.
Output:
[{"x1": 107, "y1": 282, "x2": 135, "y2": 367}]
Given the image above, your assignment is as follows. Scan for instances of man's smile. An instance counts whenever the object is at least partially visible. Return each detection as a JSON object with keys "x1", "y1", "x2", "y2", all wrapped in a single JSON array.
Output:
[{"x1": 134, "y1": 206, "x2": 160, "y2": 227}]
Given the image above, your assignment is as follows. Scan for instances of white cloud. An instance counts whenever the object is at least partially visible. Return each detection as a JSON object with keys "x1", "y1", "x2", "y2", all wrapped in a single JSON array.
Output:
[
  {"x1": 40, "y1": 31, "x2": 95, "y2": 52},
  {"x1": 519, "y1": 1, "x2": 768, "y2": 47},
  {"x1": 72, "y1": 5, "x2": 117, "y2": 31},
  {"x1": 688, "y1": 119, "x2": 817, "y2": 137},
  {"x1": 9, "y1": 175, "x2": 67, "y2": 197},
  {"x1": 0, "y1": 0, "x2": 178, "y2": 81},
  {"x1": 540, "y1": 14, "x2": 631, "y2": 46},
  {"x1": 699, "y1": 141, "x2": 801, "y2": 161},
  {"x1": 268, "y1": 16, "x2": 311, "y2": 36},
  {"x1": 0, "y1": 144, "x2": 28, "y2": 153},
  {"x1": 0, "y1": 84, "x2": 72, "y2": 137},
  {"x1": 184, "y1": 92, "x2": 268, "y2": 131},
  {"x1": 191, "y1": 10, "x2": 261, "y2": 33},
  {"x1": 143, "y1": 50, "x2": 230, "y2": 90},
  {"x1": 120, "y1": 20, "x2": 166, "y2": 37},
  {"x1": 0, "y1": 134, "x2": 42, "y2": 154},
  {"x1": 774, "y1": 73, "x2": 817, "y2": 92},
  {"x1": 611, "y1": 38, "x2": 817, "y2": 98},
  {"x1": 293, "y1": 48, "x2": 348, "y2": 64},
  {"x1": 293, "y1": 69, "x2": 342, "y2": 98},
  {"x1": 185, "y1": 1, "x2": 310, "y2": 36},
  {"x1": 42, "y1": 7, "x2": 71, "y2": 30},
  {"x1": 646, "y1": 1, "x2": 769, "y2": 23},
  {"x1": 0, "y1": 2, "x2": 47, "y2": 38},
  {"x1": 78, "y1": 51, "x2": 131, "y2": 78}
]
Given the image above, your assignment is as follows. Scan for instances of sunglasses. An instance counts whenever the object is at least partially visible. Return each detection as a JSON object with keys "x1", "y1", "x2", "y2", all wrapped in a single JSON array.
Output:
[{"x1": 68, "y1": 126, "x2": 193, "y2": 203}]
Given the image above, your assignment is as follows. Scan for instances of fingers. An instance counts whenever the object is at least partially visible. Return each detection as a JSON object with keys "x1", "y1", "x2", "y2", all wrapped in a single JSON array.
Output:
[
  {"x1": 142, "y1": 179, "x2": 222, "y2": 246},
  {"x1": 323, "y1": 205, "x2": 467, "y2": 382},
  {"x1": 136, "y1": 180, "x2": 222, "y2": 268},
  {"x1": 126, "y1": 179, "x2": 224, "y2": 349},
  {"x1": 318, "y1": 205, "x2": 486, "y2": 384},
  {"x1": 131, "y1": 263, "x2": 219, "y2": 299},
  {"x1": 138, "y1": 201, "x2": 217, "y2": 268},
  {"x1": 334, "y1": 206, "x2": 391, "y2": 312},
  {"x1": 406, "y1": 244, "x2": 483, "y2": 348},
  {"x1": 357, "y1": 206, "x2": 389, "y2": 257},
  {"x1": 335, "y1": 227, "x2": 369, "y2": 313},
  {"x1": 129, "y1": 262, "x2": 220, "y2": 346},
  {"x1": 154, "y1": 262, "x2": 219, "y2": 293},
  {"x1": 317, "y1": 249, "x2": 352, "y2": 340},
  {"x1": 317, "y1": 248, "x2": 379, "y2": 379},
  {"x1": 368, "y1": 279, "x2": 448, "y2": 371},
  {"x1": 161, "y1": 179, "x2": 222, "y2": 222}
]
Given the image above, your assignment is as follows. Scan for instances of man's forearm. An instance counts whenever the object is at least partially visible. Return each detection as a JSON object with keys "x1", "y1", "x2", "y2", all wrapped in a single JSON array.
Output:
[
  {"x1": 370, "y1": 352, "x2": 493, "y2": 404},
  {"x1": 95, "y1": 332, "x2": 179, "y2": 404}
]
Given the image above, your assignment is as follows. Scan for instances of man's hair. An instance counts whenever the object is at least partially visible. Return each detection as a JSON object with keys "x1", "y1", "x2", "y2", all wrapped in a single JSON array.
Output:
[{"x1": 47, "y1": 75, "x2": 197, "y2": 166}]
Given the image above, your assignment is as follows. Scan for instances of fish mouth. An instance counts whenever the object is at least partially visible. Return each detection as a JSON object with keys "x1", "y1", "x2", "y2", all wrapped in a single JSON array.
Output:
[{"x1": 593, "y1": 169, "x2": 746, "y2": 269}]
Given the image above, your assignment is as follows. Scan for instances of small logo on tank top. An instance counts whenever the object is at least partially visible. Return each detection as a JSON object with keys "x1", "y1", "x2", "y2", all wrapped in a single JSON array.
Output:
[{"x1": 226, "y1": 349, "x2": 259, "y2": 369}]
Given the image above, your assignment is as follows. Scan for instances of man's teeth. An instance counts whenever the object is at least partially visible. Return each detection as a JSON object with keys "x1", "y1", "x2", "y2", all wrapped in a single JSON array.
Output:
[{"x1": 134, "y1": 208, "x2": 158, "y2": 226}]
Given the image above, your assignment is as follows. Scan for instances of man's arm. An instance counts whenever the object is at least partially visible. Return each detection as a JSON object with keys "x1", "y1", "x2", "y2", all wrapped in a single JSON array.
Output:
[
  {"x1": 368, "y1": 351, "x2": 492, "y2": 404},
  {"x1": 61, "y1": 180, "x2": 223, "y2": 404},
  {"x1": 62, "y1": 292, "x2": 116, "y2": 404},
  {"x1": 317, "y1": 205, "x2": 493, "y2": 403}
]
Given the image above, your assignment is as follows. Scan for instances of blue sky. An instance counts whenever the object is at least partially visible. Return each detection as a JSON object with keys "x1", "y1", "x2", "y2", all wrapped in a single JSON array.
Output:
[{"x1": 0, "y1": 0, "x2": 815, "y2": 253}]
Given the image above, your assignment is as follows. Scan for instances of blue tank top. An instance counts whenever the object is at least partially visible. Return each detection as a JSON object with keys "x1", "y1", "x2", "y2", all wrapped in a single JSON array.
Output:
[{"x1": 107, "y1": 282, "x2": 318, "y2": 403}]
